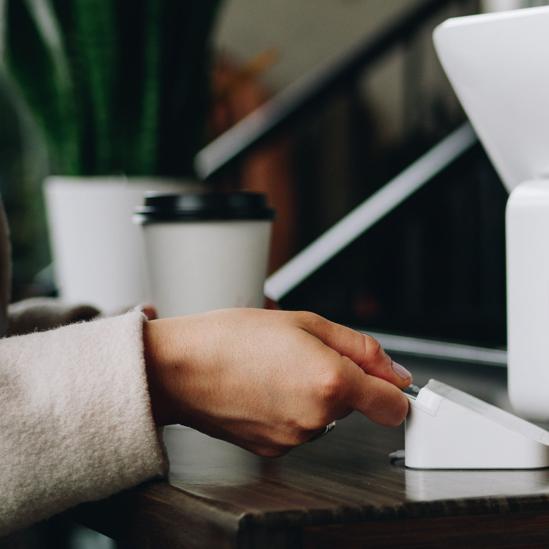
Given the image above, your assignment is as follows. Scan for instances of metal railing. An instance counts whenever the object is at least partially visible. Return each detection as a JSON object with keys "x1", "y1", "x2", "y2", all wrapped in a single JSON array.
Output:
[{"x1": 264, "y1": 123, "x2": 477, "y2": 301}]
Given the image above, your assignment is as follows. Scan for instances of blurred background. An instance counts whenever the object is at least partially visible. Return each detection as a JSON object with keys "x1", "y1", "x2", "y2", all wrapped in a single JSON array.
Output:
[
  {"x1": 2, "y1": 0, "x2": 548, "y2": 357},
  {"x1": 3, "y1": 0, "x2": 549, "y2": 547}
]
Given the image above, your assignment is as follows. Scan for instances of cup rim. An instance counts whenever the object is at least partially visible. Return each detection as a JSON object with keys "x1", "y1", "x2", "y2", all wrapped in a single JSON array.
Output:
[{"x1": 134, "y1": 191, "x2": 276, "y2": 223}]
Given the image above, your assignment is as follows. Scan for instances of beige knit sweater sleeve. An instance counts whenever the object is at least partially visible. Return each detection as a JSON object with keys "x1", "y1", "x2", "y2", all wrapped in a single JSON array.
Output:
[{"x1": 0, "y1": 202, "x2": 166, "y2": 536}]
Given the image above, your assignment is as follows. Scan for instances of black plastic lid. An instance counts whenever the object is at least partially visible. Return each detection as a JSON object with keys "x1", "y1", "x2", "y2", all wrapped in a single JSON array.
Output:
[{"x1": 135, "y1": 192, "x2": 275, "y2": 223}]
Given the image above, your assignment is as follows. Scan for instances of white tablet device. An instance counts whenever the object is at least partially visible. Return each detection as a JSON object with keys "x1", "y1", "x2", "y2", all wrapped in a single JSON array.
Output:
[
  {"x1": 433, "y1": 5, "x2": 549, "y2": 192},
  {"x1": 434, "y1": 6, "x2": 549, "y2": 421}
]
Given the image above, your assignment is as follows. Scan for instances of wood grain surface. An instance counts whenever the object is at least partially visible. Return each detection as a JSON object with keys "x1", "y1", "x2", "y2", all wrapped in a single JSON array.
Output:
[{"x1": 75, "y1": 356, "x2": 549, "y2": 548}]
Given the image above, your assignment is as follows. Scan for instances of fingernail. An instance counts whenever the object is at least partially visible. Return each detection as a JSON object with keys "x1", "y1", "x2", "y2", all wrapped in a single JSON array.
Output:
[{"x1": 391, "y1": 361, "x2": 412, "y2": 380}]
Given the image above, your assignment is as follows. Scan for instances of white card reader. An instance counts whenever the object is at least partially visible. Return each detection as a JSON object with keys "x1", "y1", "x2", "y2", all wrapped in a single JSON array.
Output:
[{"x1": 404, "y1": 380, "x2": 549, "y2": 469}]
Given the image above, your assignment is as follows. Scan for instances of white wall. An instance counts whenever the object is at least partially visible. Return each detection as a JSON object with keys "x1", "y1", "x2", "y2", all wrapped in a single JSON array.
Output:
[
  {"x1": 214, "y1": 0, "x2": 470, "y2": 143},
  {"x1": 483, "y1": 0, "x2": 549, "y2": 11},
  {"x1": 215, "y1": 0, "x2": 412, "y2": 91}
]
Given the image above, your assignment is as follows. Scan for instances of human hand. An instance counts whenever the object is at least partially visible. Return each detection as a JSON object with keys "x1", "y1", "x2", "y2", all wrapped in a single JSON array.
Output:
[{"x1": 144, "y1": 309, "x2": 411, "y2": 457}]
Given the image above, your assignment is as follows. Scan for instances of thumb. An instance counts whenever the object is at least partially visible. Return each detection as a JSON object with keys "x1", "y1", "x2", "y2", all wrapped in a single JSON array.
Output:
[{"x1": 343, "y1": 357, "x2": 410, "y2": 427}]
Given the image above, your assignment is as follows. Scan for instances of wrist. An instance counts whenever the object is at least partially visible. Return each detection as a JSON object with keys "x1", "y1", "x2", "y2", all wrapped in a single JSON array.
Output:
[{"x1": 143, "y1": 319, "x2": 179, "y2": 425}]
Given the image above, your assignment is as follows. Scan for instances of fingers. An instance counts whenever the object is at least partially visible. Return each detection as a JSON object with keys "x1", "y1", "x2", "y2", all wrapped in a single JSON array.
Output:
[
  {"x1": 141, "y1": 305, "x2": 158, "y2": 321},
  {"x1": 296, "y1": 312, "x2": 412, "y2": 388},
  {"x1": 343, "y1": 358, "x2": 409, "y2": 426}
]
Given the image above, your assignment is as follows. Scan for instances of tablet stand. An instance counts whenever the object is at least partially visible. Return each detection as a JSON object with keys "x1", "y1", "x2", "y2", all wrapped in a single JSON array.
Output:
[{"x1": 507, "y1": 179, "x2": 549, "y2": 420}]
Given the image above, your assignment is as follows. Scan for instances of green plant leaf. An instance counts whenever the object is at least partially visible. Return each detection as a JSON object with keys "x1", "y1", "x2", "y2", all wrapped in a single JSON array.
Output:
[
  {"x1": 156, "y1": 1, "x2": 223, "y2": 177},
  {"x1": 5, "y1": 0, "x2": 79, "y2": 173},
  {"x1": 0, "y1": 0, "x2": 7, "y2": 68},
  {"x1": 71, "y1": 0, "x2": 115, "y2": 174},
  {"x1": 3, "y1": 0, "x2": 223, "y2": 177}
]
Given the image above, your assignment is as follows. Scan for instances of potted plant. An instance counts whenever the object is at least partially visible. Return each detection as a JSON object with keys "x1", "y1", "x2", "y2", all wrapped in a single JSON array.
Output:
[{"x1": 1, "y1": 0, "x2": 223, "y2": 311}]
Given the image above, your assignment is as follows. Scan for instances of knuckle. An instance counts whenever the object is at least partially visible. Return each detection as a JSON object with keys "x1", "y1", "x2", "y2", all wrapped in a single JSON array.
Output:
[
  {"x1": 274, "y1": 422, "x2": 302, "y2": 447},
  {"x1": 284, "y1": 417, "x2": 321, "y2": 443},
  {"x1": 293, "y1": 310, "x2": 323, "y2": 329},
  {"x1": 317, "y1": 369, "x2": 346, "y2": 403},
  {"x1": 292, "y1": 415, "x2": 326, "y2": 434},
  {"x1": 286, "y1": 417, "x2": 308, "y2": 436},
  {"x1": 364, "y1": 336, "x2": 384, "y2": 363},
  {"x1": 286, "y1": 431, "x2": 309, "y2": 447}
]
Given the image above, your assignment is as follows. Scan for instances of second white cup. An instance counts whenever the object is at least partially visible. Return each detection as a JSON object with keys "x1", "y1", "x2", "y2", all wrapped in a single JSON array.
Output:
[{"x1": 135, "y1": 191, "x2": 274, "y2": 317}]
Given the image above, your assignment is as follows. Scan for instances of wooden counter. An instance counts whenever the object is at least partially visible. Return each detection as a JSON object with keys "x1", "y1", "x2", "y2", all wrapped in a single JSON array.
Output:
[{"x1": 75, "y1": 355, "x2": 549, "y2": 548}]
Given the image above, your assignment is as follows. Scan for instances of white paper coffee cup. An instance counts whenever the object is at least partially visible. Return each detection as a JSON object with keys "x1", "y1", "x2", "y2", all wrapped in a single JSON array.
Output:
[{"x1": 135, "y1": 191, "x2": 274, "y2": 317}]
